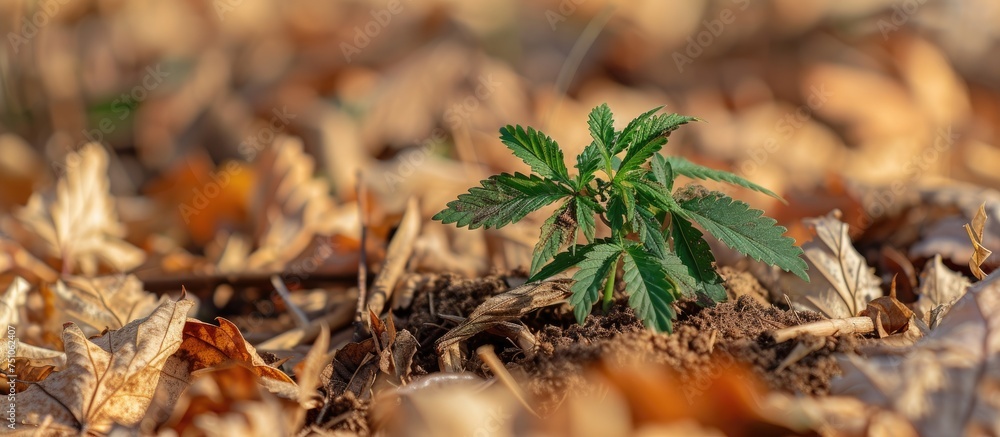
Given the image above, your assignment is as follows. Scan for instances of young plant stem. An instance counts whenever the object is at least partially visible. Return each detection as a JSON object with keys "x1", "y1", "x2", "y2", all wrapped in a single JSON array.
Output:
[{"x1": 601, "y1": 264, "x2": 616, "y2": 313}]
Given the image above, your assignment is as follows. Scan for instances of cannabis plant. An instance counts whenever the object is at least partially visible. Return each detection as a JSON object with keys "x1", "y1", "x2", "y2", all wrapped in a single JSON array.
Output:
[{"x1": 433, "y1": 104, "x2": 809, "y2": 332}]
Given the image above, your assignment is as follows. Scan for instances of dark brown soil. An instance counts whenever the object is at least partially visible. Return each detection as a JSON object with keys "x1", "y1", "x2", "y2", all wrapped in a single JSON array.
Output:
[{"x1": 334, "y1": 271, "x2": 858, "y2": 432}]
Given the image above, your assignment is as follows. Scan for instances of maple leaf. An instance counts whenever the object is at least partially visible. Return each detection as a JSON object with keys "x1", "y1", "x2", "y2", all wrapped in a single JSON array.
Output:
[
  {"x1": 14, "y1": 144, "x2": 144, "y2": 276},
  {"x1": 19, "y1": 297, "x2": 194, "y2": 434},
  {"x1": 832, "y1": 270, "x2": 1000, "y2": 435},
  {"x1": 50, "y1": 274, "x2": 166, "y2": 336},
  {"x1": 782, "y1": 211, "x2": 882, "y2": 318}
]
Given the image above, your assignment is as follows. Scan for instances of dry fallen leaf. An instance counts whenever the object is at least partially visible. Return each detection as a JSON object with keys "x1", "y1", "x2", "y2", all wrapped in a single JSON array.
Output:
[
  {"x1": 19, "y1": 297, "x2": 194, "y2": 434},
  {"x1": 247, "y1": 136, "x2": 356, "y2": 271},
  {"x1": 858, "y1": 278, "x2": 914, "y2": 338},
  {"x1": 13, "y1": 144, "x2": 145, "y2": 276},
  {"x1": 325, "y1": 311, "x2": 417, "y2": 401},
  {"x1": 912, "y1": 254, "x2": 971, "y2": 328},
  {"x1": 782, "y1": 210, "x2": 882, "y2": 318},
  {"x1": 0, "y1": 276, "x2": 29, "y2": 326},
  {"x1": 964, "y1": 201, "x2": 992, "y2": 280},
  {"x1": 177, "y1": 317, "x2": 299, "y2": 400},
  {"x1": 160, "y1": 364, "x2": 294, "y2": 437},
  {"x1": 50, "y1": 274, "x2": 166, "y2": 336},
  {"x1": 832, "y1": 270, "x2": 1000, "y2": 435}
]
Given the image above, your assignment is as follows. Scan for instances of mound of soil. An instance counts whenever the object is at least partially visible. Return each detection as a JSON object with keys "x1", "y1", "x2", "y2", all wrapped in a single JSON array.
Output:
[{"x1": 326, "y1": 271, "x2": 859, "y2": 431}]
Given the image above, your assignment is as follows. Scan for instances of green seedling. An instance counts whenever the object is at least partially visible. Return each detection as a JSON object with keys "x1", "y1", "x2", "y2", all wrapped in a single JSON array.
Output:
[{"x1": 434, "y1": 104, "x2": 809, "y2": 332}]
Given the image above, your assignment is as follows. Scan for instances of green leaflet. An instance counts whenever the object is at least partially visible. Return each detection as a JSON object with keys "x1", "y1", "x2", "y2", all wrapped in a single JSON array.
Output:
[
  {"x1": 679, "y1": 192, "x2": 809, "y2": 281},
  {"x1": 530, "y1": 200, "x2": 577, "y2": 275},
  {"x1": 622, "y1": 245, "x2": 677, "y2": 332},
  {"x1": 586, "y1": 103, "x2": 616, "y2": 173},
  {"x1": 433, "y1": 173, "x2": 568, "y2": 229},
  {"x1": 671, "y1": 216, "x2": 727, "y2": 304},
  {"x1": 665, "y1": 156, "x2": 784, "y2": 202},
  {"x1": 499, "y1": 125, "x2": 571, "y2": 185},
  {"x1": 616, "y1": 113, "x2": 697, "y2": 178},
  {"x1": 569, "y1": 243, "x2": 622, "y2": 325}
]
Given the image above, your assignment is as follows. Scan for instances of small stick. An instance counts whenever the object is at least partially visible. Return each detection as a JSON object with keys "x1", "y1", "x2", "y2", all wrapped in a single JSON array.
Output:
[
  {"x1": 476, "y1": 344, "x2": 539, "y2": 418},
  {"x1": 353, "y1": 170, "x2": 369, "y2": 340},
  {"x1": 271, "y1": 275, "x2": 310, "y2": 329},
  {"x1": 766, "y1": 316, "x2": 875, "y2": 344},
  {"x1": 364, "y1": 197, "x2": 421, "y2": 322}
]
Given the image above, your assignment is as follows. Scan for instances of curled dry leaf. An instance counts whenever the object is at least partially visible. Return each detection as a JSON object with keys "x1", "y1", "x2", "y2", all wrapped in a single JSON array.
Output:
[
  {"x1": 2, "y1": 358, "x2": 54, "y2": 392},
  {"x1": 781, "y1": 210, "x2": 882, "y2": 318},
  {"x1": 435, "y1": 278, "x2": 571, "y2": 372},
  {"x1": 964, "y1": 201, "x2": 992, "y2": 280},
  {"x1": 912, "y1": 255, "x2": 970, "y2": 329},
  {"x1": 832, "y1": 270, "x2": 1000, "y2": 435},
  {"x1": 177, "y1": 317, "x2": 299, "y2": 400},
  {"x1": 50, "y1": 274, "x2": 166, "y2": 336},
  {"x1": 325, "y1": 311, "x2": 417, "y2": 401},
  {"x1": 19, "y1": 297, "x2": 194, "y2": 434},
  {"x1": 13, "y1": 144, "x2": 144, "y2": 276},
  {"x1": 858, "y1": 279, "x2": 914, "y2": 338}
]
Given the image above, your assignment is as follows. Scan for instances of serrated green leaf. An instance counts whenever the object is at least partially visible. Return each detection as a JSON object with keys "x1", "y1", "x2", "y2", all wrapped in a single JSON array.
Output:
[
  {"x1": 659, "y1": 250, "x2": 701, "y2": 300},
  {"x1": 576, "y1": 196, "x2": 599, "y2": 244},
  {"x1": 679, "y1": 192, "x2": 809, "y2": 280},
  {"x1": 650, "y1": 154, "x2": 674, "y2": 192},
  {"x1": 671, "y1": 216, "x2": 727, "y2": 304},
  {"x1": 433, "y1": 173, "x2": 569, "y2": 230},
  {"x1": 530, "y1": 201, "x2": 577, "y2": 275},
  {"x1": 622, "y1": 245, "x2": 677, "y2": 332},
  {"x1": 634, "y1": 206, "x2": 667, "y2": 259},
  {"x1": 569, "y1": 244, "x2": 622, "y2": 325},
  {"x1": 616, "y1": 113, "x2": 697, "y2": 178},
  {"x1": 666, "y1": 156, "x2": 784, "y2": 202},
  {"x1": 499, "y1": 125, "x2": 571, "y2": 185},
  {"x1": 587, "y1": 103, "x2": 616, "y2": 171},
  {"x1": 575, "y1": 143, "x2": 602, "y2": 188},
  {"x1": 606, "y1": 183, "x2": 636, "y2": 231},
  {"x1": 632, "y1": 176, "x2": 684, "y2": 217},
  {"x1": 528, "y1": 238, "x2": 614, "y2": 282},
  {"x1": 613, "y1": 106, "x2": 662, "y2": 155}
]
